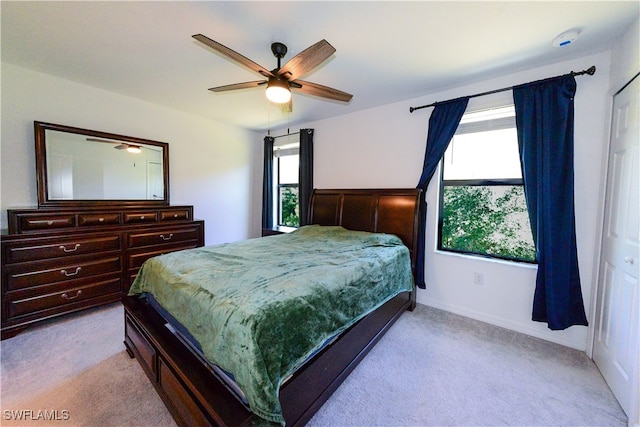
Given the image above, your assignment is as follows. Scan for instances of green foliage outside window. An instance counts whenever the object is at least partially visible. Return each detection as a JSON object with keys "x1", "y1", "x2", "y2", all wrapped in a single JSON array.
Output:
[
  {"x1": 280, "y1": 187, "x2": 299, "y2": 227},
  {"x1": 441, "y1": 185, "x2": 536, "y2": 262}
]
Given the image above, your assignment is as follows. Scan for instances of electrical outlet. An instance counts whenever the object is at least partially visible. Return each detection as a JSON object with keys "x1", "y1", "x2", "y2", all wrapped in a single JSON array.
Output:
[{"x1": 473, "y1": 272, "x2": 484, "y2": 286}]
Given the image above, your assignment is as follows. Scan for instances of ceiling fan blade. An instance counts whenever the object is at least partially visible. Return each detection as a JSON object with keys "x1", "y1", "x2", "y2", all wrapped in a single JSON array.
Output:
[
  {"x1": 192, "y1": 34, "x2": 274, "y2": 78},
  {"x1": 278, "y1": 39, "x2": 336, "y2": 80},
  {"x1": 208, "y1": 80, "x2": 267, "y2": 92},
  {"x1": 87, "y1": 137, "x2": 129, "y2": 149},
  {"x1": 292, "y1": 79, "x2": 353, "y2": 102}
]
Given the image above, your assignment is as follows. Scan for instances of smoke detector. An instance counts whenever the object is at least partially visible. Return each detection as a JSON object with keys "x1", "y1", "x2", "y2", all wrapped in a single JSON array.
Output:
[{"x1": 553, "y1": 30, "x2": 580, "y2": 48}]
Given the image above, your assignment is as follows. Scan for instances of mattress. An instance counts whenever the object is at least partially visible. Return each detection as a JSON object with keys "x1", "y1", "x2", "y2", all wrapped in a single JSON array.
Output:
[{"x1": 129, "y1": 225, "x2": 414, "y2": 424}]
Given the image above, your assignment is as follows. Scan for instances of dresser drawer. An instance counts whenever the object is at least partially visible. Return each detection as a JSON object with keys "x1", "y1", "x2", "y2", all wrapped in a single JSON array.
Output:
[
  {"x1": 123, "y1": 212, "x2": 157, "y2": 224},
  {"x1": 4, "y1": 235, "x2": 121, "y2": 264},
  {"x1": 158, "y1": 209, "x2": 190, "y2": 222},
  {"x1": 128, "y1": 244, "x2": 199, "y2": 271},
  {"x1": 127, "y1": 226, "x2": 200, "y2": 249},
  {"x1": 19, "y1": 214, "x2": 76, "y2": 231},
  {"x1": 5, "y1": 256, "x2": 122, "y2": 291},
  {"x1": 78, "y1": 213, "x2": 121, "y2": 226},
  {"x1": 7, "y1": 278, "x2": 121, "y2": 318}
]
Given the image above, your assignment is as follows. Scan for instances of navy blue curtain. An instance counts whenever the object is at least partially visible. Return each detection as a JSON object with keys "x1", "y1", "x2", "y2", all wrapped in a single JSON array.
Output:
[
  {"x1": 262, "y1": 136, "x2": 274, "y2": 229},
  {"x1": 513, "y1": 75, "x2": 588, "y2": 330},
  {"x1": 415, "y1": 98, "x2": 469, "y2": 288},
  {"x1": 299, "y1": 129, "x2": 314, "y2": 226}
]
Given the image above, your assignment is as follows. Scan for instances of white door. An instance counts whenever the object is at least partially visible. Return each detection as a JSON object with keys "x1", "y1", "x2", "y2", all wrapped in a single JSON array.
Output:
[
  {"x1": 146, "y1": 161, "x2": 164, "y2": 200},
  {"x1": 593, "y1": 74, "x2": 639, "y2": 425}
]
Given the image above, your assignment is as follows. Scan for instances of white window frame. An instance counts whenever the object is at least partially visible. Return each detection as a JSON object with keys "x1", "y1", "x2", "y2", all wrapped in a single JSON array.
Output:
[
  {"x1": 273, "y1": 136, "x2": 300, "y2": 227},
  {"x1": 437, "y1": 105, "x2": 536, "y2": 264}
]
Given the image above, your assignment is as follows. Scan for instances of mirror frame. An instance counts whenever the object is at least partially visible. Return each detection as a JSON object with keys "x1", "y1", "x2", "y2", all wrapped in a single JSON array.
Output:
[{"x1": 35, "y1": 121, "x2": 170, "y2": 208}]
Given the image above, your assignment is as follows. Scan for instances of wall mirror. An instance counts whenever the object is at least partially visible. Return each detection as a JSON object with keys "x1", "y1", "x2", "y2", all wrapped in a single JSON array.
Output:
[{"x1": 35, "y1": 121, "x2": 169, "y2": 207}]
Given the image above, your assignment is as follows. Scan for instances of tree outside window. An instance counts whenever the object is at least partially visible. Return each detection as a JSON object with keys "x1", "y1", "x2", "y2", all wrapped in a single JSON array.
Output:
[{"x1": 279, "y1": 185, "x2": 299, "y2": 227}]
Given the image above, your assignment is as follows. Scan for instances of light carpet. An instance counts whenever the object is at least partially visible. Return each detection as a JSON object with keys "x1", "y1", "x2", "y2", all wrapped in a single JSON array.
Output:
[{"x1": 0, "y1": 302, "x2": 627, "y2": 426}]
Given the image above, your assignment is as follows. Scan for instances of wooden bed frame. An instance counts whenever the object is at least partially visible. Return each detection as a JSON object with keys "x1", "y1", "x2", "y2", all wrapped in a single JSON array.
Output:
[{"x1": 123, "y1": 188, "x2": 422, "y2": 426}]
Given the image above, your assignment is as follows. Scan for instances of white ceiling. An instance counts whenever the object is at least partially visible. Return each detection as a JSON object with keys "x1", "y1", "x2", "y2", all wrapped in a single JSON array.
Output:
[{"x1": 2, "y1": 1, "x2": 638, "y2": 132}]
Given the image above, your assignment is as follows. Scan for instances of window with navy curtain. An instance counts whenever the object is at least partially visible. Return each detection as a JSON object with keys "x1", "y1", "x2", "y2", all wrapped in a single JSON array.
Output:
[
  {"x1": 299, "y1": 129, "x2": 314, "y2": 226},
  {"x1": 262, "y1": 131, "x2": 313, "y2": 229},
  {"x1": 513, "y1": 75, "x2": 588, "y2": 330},
  {"x1": 416, "y1": 98, "x2": 469, "y2": 288},
  {"x1": 262, "y1": 136, "x2": 274, "y2": 229}
]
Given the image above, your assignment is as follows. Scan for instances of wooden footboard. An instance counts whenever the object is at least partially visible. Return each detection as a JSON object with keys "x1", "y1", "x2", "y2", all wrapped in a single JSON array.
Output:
[
  {"x1": 279, "y1": 291, "x2": 412, "y2": 424},
  {"x1": 124, "y1": 290, "x2": 411, "y2": 426}
]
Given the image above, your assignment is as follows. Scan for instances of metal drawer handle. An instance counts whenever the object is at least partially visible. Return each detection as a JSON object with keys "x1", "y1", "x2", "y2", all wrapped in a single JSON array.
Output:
[
  {"x1": 61, "y1": 267, "x2": 82, "y2": 277},
  {"x1": 59, "y1": 243, "x2": 80, "y2": 253},
  {"x1": 98, "y1": 217, "x2": 105, "y2": 222},
  {"x1": 61, "y1": 290, "x2": 82, "y2": 300},
  {"x1": 160, "y1": 233, "x2": 173, "y2": 241},
  {"x1": 173, "y1": 214, "x2": 178, "y2": 218},
  {"x1": 47, "y1": 220, "x2": 54, "y2": 225},
  {"x1": 140, "y1": 215, "x2": 145, "y2": 220}
]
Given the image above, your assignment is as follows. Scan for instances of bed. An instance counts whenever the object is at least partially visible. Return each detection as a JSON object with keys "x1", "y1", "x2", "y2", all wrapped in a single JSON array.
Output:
[{"x1": 123, "y1": 188, "x2": 422, "y2": 426}]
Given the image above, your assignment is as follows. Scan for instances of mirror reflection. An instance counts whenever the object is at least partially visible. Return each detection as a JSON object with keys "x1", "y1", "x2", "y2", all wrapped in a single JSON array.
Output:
[
  {"x1": 46, "y1": 130, "x2": 164, "y2": 200},
  {"x1": 35, "y1": 121, "x2": 169, "y2": 206}
]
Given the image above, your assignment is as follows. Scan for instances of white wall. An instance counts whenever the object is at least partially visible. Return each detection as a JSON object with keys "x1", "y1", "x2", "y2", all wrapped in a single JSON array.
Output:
[
  {"x1": 1, "y1": 63, "x2": 263, "y2": 244},
  {"x1": 609, "y1": 16, "x2": 640, "y2": 94},
  {"x1": 284, "y1": 51, "x2": 613, "y2": 350}
]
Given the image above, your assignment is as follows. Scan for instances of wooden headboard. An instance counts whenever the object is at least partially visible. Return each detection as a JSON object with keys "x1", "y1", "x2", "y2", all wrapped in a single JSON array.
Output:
[{"x1": 308, "y1": 188, "x2": 422, "y2": 280}]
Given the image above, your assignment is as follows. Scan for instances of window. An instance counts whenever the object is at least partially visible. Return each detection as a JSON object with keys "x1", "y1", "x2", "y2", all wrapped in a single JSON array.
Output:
[
  {"x1": 438, "y1": 106, "x2": 536, "y2": 263},
  {"x1": 273, "y1": 138, "x2": 299, "y2": 227}
]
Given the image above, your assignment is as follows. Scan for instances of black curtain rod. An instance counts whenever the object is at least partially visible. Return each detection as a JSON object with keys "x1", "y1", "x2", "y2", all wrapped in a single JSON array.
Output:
[
  {"x1": 267, "y1": 131, "x2": 300, "y2": 139},
  {"x1": 273, "y1": 131, "x2": 299, "y2": 139},
  {"x1": 409, "y1": 65, "x2": 596, "y2": 113}
]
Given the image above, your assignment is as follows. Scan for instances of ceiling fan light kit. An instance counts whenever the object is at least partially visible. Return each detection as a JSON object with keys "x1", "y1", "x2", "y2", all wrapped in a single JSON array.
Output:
[
  {"x1": 266, "y1": 77, "x2": 292, "y2": 103},
  {"x1": 192, "y1": 34, "x2": 353, "y2": 108},
  {"x1": 126, "y1": 145, "x2": 142, "y2": 154}
]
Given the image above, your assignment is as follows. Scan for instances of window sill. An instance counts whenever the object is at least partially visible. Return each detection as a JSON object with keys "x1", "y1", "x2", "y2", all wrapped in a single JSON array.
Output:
[
  {"x1": 262, "y1": 226, "x2": 297, "y2": 236},
  {"x1": 434, "y1": 249, "x2": 538, "y2": 269}
]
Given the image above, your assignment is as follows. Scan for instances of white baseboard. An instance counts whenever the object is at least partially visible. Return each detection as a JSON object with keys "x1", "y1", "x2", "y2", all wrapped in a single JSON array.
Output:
[{"x1": 419, "y1": 298, "x2": 587, "y2": 351}]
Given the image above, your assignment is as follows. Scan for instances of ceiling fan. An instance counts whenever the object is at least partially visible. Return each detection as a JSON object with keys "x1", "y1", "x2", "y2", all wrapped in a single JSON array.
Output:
[
  {"x1": 192, "y1": 34, "x2": 353, "y2": 109},
  {"x1": 86, "y1": 138, "x2": 142, "y2": 153}
]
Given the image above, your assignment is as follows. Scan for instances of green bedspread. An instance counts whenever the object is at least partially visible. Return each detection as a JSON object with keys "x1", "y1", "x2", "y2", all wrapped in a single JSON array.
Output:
[{"x1": 128, "y1": 225, "x2": 413, "y2": 425}]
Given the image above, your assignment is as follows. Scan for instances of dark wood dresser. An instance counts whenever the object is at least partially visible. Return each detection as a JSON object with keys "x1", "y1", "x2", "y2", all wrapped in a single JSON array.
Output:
[{"x1": 1, "y1": 205, "x2": 204, "y2": 339}]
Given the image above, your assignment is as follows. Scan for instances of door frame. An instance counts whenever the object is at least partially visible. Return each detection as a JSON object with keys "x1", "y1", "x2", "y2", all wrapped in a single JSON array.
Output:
[{"x1": 587, "y1": 72, "x2": 640, "y2": 426}]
